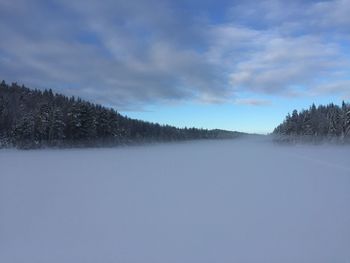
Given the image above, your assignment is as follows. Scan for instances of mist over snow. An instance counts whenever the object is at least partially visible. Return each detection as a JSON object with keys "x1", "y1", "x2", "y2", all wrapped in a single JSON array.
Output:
[{"x1": 1, "y1": 138, "x2": 350, "y2": 263}]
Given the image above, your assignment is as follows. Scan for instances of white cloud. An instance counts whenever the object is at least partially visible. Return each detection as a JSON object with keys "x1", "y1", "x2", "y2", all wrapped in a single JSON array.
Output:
[
  {"x1": 207, "y1": 24, "x2": 345, "y2": 96},
  {"x1": 310, "y1": 0, "x2": 350, "y2": 29}
]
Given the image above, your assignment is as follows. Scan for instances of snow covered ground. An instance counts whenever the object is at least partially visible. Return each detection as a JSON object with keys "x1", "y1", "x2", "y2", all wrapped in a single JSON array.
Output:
[{"x1": 1, "y1": 138, "x2": 350, "y2": 263}]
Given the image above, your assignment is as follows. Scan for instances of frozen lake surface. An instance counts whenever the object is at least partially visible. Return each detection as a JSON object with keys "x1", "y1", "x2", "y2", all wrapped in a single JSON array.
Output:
[{"x1": 1, "y1": 138, "x2": 350, "y2": 263}]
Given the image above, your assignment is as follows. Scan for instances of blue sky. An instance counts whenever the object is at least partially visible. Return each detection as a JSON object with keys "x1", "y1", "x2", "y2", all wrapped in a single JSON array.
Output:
[{"x1": 1, "y1": 0, "x2": 350, "y2": 133}]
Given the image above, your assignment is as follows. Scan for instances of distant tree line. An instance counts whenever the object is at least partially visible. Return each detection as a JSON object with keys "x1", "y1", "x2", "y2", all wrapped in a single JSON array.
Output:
[
  {"x1": 0, "y1": 81, "x2": 240, "y2": 149},
  {"x1": 273, "y1": 102, "x2": 350, "y2": 143}
]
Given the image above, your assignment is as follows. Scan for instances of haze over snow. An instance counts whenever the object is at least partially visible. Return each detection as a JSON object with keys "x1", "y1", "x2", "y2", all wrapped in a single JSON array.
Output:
[{"x1": 1, "y1": 138, "x2": 350, "y2": 263}]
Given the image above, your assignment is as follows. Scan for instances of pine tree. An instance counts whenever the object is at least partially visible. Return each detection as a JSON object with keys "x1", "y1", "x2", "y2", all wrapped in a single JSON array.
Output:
[
  {"x1": 13, "y1": 113, "x2": 36, "y2": 148},
  {"x1": 274, "y1": 102, "x2": 350, "y2": 143},
  {"x1": 327, "y1": 105, "x2": 342, "y2": 137},
  {"x1": 302, "y1": 111, "x2": 313, "y2": 136},
  {"x1": 345, "y1": 107, "x2": 350, "y2": 138},
  {"x1": 79, "y1": 103, "x2": 97, "y2": 141},
  {"x1": 35, "y1": 104, "x2": 50, "y2": 143},
  {"x1": 0, "y1": 80, "x2": 238, "y2": 148},
  {"x1": 49, "y1": 107, "x2": 66, "y2": 145},
  {"x1": 66, "y1": 102, "x2": 83, "y2": 141}
]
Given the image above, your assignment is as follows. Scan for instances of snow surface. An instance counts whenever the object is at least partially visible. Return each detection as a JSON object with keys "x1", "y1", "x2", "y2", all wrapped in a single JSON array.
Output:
[{"x1": 1, "y1": 138, "x2": 350, "y2": 263}]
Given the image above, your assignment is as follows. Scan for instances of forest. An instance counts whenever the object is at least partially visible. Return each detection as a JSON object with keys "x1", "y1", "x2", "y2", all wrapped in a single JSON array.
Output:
[
  {"x1": 0, "y1": 81, "x2": 240, "y2": 149},
  {"x1": 273, "y1": 102, "x2": 350, "y2": 143},
  {"x1": 3, "y1": 80, "x2": 350, "y2": 148}
]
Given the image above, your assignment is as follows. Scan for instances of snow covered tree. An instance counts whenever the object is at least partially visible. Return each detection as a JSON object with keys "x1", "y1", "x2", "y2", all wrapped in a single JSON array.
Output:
[
  {"x1": 35, "y1": 104, "x2": 50, "y2": 142},
  {"x1": 0, "y1": 80, "x2": 238, "y2": 148},
  {"x1": 13, "y1": 113, "x2": 36, "y2": 148},
  {"x1": 48, "y1": 107, "x2": 66, "y2": 144},
  {"x1": 274, "y1": 102, "x2": 350, "y2": 143},
  {"x1": 345, "y1": 108, "x2": 350, "y2": 139}
]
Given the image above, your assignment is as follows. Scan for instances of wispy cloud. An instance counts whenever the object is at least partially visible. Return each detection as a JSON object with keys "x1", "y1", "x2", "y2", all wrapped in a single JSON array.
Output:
[
  {"x1": 311, "y1": 80, "x2": 350, "y2": 99},
  {"x1": 226, "y1": 33, "x2": 343, "y2": 95},
  {"x1": 235, "y1": 98, "x2": 271, "y2": 106}
]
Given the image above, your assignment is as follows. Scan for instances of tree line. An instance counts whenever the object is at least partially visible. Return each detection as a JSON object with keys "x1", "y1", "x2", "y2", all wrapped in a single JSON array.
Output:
[
  {"x1": 0, "y1": 81, "x2": 240, "y2": 149},
  {"x1": 273, "y1": 102, "x2": 350, "y2": 143}
]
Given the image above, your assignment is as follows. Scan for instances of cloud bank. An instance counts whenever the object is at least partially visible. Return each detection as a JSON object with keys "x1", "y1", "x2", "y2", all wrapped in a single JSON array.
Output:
[{"x1": 0, "y1": 0, "x2": 349, "y2": 109}]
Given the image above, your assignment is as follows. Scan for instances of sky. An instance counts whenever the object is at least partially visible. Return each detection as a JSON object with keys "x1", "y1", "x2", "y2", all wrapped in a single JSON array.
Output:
[{"x1": 1, "y1": 0, "x2": 350, "y2": 133}]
